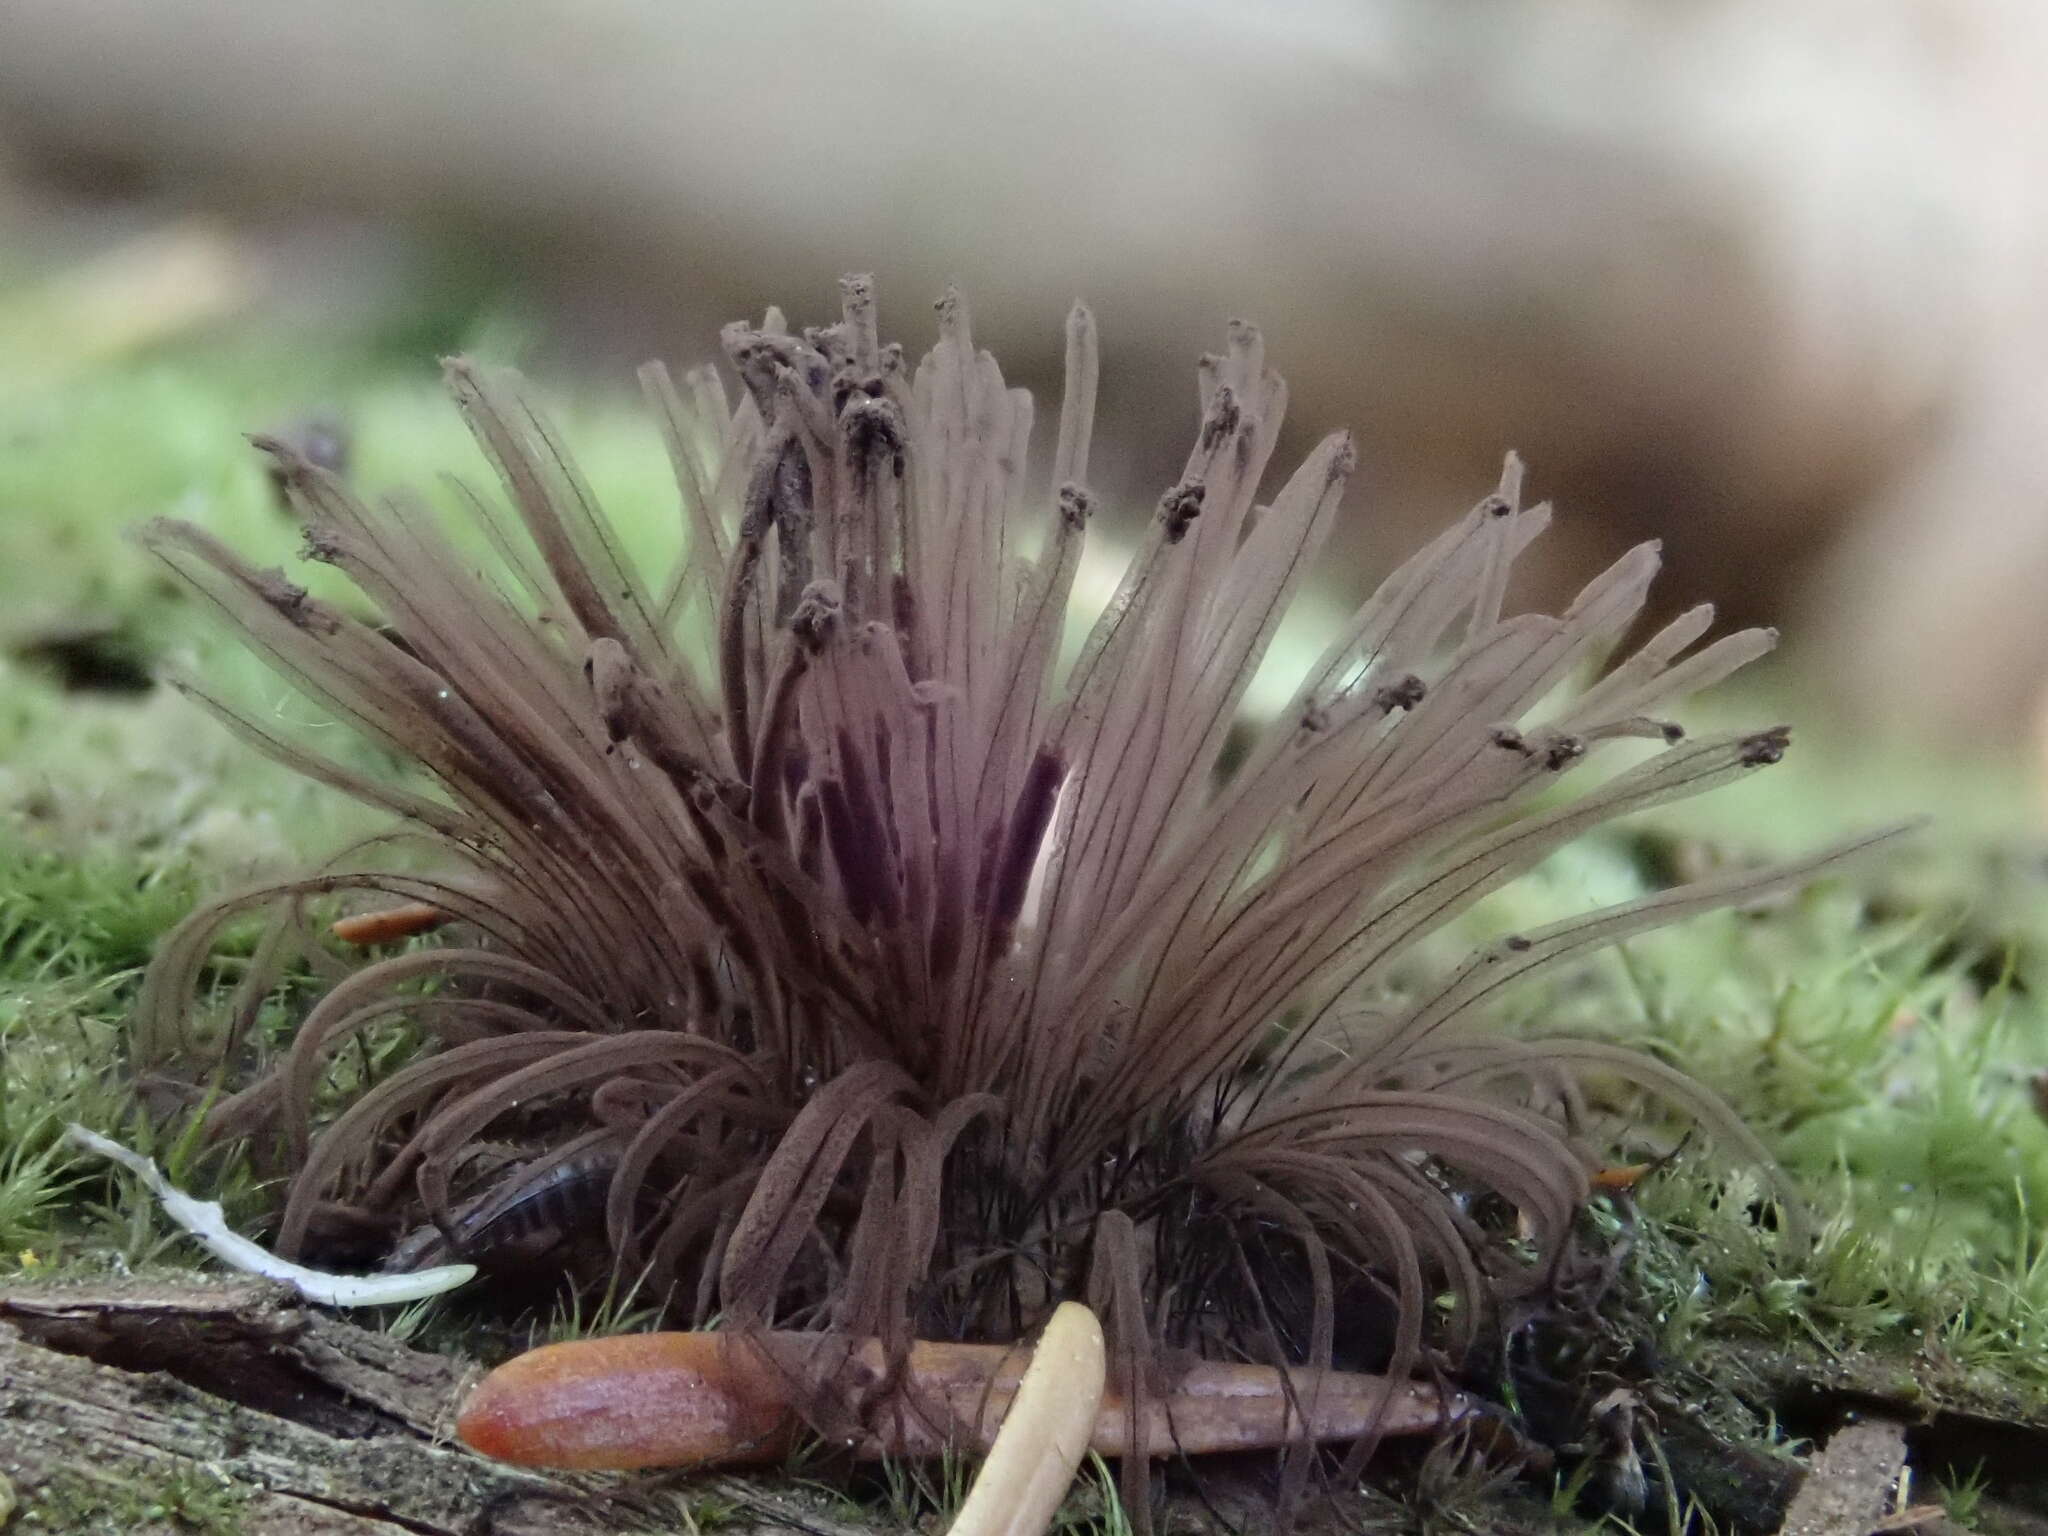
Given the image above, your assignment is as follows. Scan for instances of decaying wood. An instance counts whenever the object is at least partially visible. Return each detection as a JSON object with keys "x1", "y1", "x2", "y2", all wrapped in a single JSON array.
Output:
[
  {"x1": 0, "y1": 1275, "x2": 876, "y2": 1536},
  {"x1": 1649, "y1": 1411, "x2": 1809, "y2": 1535},
  {"x1": 1774, "y1": 1418, "x2": 1910, "y2": 1536}
]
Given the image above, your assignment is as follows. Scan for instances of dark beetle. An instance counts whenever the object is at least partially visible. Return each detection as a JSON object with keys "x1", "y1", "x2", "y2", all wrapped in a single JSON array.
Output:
[{"x1": 386, "y1": 1146, "x2": 620, "y2": 1274}]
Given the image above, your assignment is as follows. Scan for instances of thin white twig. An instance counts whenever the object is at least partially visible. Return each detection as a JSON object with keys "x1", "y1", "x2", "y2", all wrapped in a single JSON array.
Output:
[{"x1": 66, "y1": 1123, "x2": 476, "y2": 1308}]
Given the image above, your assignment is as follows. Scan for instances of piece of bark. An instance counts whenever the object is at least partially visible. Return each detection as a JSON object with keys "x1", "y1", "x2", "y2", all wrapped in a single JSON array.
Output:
[
  {"x1": 0, "y1": 1274, "x2": 871, "y2": 1536},
  {"x1": 1654, "y1": 1410, "x2": 1808, "y2": 1533},
  {"x1": 1774, "y1": 1418, "x2": 1909, "y2": 1536}
]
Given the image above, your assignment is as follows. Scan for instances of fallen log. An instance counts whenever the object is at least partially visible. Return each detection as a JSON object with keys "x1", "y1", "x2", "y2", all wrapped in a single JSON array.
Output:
[{"x1": 0, "y1": 1276, "x2": 871, "y2": 1536}]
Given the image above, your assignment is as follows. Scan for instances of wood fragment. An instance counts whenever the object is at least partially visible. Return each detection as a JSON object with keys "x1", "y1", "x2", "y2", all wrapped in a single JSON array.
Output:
[
  {"x1": 1870, "y1": 1507, "x2": 1947, "y2": 1535},
  {"x1": 0, "y1": 1276, "x2": 680, "y2": 1535},
  {"x1": 1774, "y1": 1418, "x2": 1910, "y2": 1536}
]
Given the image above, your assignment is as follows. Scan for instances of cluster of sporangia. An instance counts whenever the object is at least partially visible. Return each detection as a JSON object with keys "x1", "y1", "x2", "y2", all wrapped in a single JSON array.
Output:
[{"x1": 132, "y1": 277, "x2": 1887, "y2": 1521}]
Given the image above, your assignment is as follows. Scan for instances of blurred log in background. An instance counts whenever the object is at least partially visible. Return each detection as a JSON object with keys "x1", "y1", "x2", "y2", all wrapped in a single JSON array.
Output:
[{"x1": 2, "y1": 0, "x2": 2045, "y2": 747}]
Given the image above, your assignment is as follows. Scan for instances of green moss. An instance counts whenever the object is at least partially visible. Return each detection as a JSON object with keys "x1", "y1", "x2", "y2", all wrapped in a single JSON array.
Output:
[
  {"x1": 674, "y1": 1493, "x2": 746, "y2": 1536},
  {"x1": 0, "y1": 334, "x2": 682, "y2": 677},
  {"x1": 13, "y1": 1461, "x2": 251, "y2": 1536}
]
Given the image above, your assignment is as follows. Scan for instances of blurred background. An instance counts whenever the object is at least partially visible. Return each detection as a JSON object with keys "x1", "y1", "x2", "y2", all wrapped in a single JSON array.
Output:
[{"x1": 2, "y1": 0, "x2": 2046, "y2": 768}]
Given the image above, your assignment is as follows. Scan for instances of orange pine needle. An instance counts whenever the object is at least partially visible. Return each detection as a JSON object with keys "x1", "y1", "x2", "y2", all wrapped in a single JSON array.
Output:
[
  {"x1": 330, "y1": 901, "x2": 448, "y2": 946},
  {"x1": 1589, "y1": 1161, "x2": 1656, "y2": 1193}
]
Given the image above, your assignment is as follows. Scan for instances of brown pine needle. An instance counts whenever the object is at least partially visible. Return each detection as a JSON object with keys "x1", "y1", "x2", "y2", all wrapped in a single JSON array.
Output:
[{"x1": 128, "y1": 277, "x2": 1908, "y2": 1529}]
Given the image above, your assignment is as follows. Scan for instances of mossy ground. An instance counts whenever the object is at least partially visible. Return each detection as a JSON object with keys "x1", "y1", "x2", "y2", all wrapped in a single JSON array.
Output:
[
  {"x1": 4, "y1": 293, "x2": 2046, "y2": 1534},
  {"x1": 3, "y1": 1462, "x2": 250, "y2": 1536}
]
